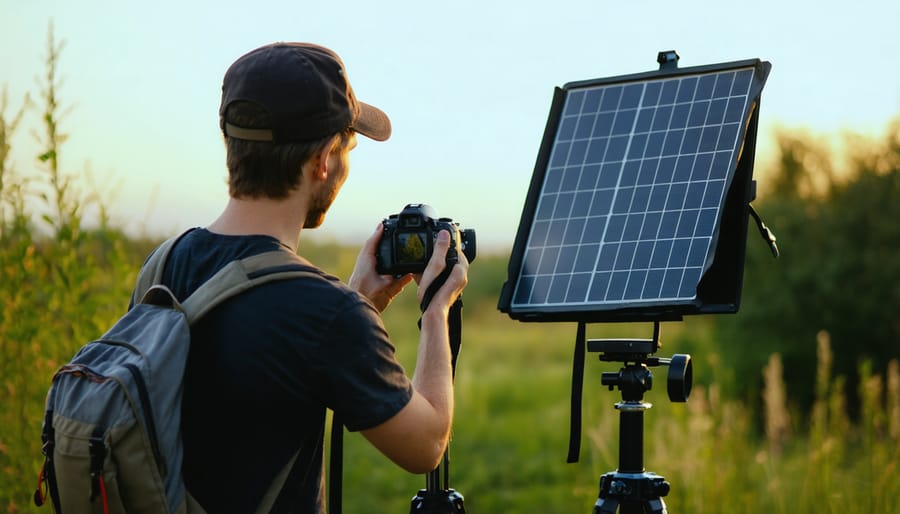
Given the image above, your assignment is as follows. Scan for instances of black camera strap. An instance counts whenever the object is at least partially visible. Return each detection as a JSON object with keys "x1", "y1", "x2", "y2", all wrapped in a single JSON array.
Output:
[
  {"x1": 419, "y1": 267, "x2": 463, "y2": 372},
  {"x1": 418, "y1": 267, "x2": 451, "y2": 315},
  {"x1": 329, "y1": 413, "x2": 343, "y2": 514}
]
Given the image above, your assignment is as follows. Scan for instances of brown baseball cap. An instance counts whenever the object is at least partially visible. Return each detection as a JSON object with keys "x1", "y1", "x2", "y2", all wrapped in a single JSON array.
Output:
[{"x1": 219, "y1": 42, "x2": 391, "y2": 143}]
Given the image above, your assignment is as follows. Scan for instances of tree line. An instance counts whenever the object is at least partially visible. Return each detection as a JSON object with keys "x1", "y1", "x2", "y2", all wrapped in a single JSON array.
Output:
[{"x1": 714, "y1": 120, "x2": 900, "y2": 414}]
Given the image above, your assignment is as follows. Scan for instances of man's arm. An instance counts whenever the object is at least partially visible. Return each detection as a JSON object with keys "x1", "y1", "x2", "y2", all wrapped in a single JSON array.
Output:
[{"x1": 352, "y1": 227, "x2": 468, "y2": 473}]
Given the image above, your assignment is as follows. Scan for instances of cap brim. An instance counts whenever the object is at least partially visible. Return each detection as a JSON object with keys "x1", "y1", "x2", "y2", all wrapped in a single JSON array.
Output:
[{"x1": 353, "y1": 102, "x2": 392, "y2": 142}]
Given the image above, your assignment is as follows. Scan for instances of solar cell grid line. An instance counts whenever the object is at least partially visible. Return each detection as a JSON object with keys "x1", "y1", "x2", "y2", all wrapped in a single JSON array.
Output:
[{"x1": 508, "y1": 63, "x2": 763, "y2": 316}]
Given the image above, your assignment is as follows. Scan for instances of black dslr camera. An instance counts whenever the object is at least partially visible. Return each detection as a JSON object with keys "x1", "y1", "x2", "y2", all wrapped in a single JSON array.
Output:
[{"x1": 376, "y1": 204, "x2": 476, "y2": 275}]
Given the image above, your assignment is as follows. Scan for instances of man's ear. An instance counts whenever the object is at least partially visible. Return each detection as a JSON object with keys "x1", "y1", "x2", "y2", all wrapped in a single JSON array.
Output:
[{"x1": 311, "y1": 135, "x2": 340, "y2": 181}]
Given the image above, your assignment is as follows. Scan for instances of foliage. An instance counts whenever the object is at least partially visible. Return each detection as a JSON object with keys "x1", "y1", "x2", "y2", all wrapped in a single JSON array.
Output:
[
  {"x1": 713, "y1": 120, "x2": 900, "y2": 412},
  {"x1": 0, "y1": 25, "x2": 149, "y2": 512}
]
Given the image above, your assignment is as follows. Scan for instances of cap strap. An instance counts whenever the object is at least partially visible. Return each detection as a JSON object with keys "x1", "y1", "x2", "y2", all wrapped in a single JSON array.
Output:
[{"x1": 224, "y1": 122, "x2": 274, "y2": 142}]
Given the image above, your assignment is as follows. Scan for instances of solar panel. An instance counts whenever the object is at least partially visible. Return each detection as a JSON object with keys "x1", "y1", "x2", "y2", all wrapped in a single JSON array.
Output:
[{"x1": 499, "y1": 57, "x2": 771, "y2": 322}]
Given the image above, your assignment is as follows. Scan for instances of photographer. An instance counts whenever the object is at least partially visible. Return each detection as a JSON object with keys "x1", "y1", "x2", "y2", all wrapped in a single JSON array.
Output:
[{"x1": 148, "y1": 43, "x2": 468, "y2": 513}]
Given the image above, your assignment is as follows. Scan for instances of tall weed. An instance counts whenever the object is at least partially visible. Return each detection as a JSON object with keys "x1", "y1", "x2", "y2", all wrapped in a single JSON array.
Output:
[{"x1": 0, "y1": 26, "x2": 136, "y2": 512}]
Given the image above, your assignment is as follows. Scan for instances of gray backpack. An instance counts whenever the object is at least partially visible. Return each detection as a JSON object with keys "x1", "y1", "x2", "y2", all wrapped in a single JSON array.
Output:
[{"x1": 35, "y1": 233, "x2": 316, "y2": 513}]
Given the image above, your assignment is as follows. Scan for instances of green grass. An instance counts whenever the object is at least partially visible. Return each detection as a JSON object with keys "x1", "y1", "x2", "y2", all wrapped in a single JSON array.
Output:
[
  {"x1": 2, "y1": 241, "x2": 898, "y2": 513},
  {"x1": 333, "y1": 299, "x2": 900, "y2": 514}
]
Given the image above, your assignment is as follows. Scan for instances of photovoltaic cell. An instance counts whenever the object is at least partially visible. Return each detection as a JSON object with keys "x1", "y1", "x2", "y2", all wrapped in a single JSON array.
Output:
[{"x1": 509, "y1": 65, "x2": 759, "y2": 313}]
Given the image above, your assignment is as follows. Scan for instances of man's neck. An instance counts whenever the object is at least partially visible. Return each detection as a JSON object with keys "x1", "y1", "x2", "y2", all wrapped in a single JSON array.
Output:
[{"x1": 206, "y1": 195, "x2": 306, "y2": 251}]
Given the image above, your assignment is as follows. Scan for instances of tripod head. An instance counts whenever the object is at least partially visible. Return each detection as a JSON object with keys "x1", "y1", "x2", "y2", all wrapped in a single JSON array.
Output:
[{"x1": 589, "y1": 337, "x2": 693, "y2": 404}]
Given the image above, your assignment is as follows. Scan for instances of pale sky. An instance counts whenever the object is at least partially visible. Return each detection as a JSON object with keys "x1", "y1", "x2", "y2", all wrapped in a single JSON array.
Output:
[{"x1": 3, "y1": 0, "x2": 899, "y2": 252}]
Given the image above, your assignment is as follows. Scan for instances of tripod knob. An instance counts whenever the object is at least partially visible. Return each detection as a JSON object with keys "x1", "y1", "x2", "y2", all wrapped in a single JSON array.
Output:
[
  {"x1": 653, "y1": 478, "x2": 671, "y2": 497},
  {"x1": 666, "y1": 354, "x2": 692, "y2": 402}
]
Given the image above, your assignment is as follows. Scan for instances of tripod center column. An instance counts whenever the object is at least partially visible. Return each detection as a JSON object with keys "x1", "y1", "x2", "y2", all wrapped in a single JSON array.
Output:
[{"x1": 615, "y1": 402, "x2": 650, "y2": 473}]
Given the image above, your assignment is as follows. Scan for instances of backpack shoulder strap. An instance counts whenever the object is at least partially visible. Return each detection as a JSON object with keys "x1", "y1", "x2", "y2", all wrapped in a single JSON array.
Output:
[
  {"x1": 179, "y1": 249, "x2": 323, "y2": 324},
  {"x1": 131, "y1": 229, "x2": 195, "y2": 307},
  {"x1": 133, "y1": 230, "x2": 322, "y2": 324}
]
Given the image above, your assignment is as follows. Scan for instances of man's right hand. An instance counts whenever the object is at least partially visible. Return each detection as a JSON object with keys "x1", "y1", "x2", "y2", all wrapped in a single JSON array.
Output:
[{"x1": 416, "y1": 228, "x2": 469, "y2": 315}]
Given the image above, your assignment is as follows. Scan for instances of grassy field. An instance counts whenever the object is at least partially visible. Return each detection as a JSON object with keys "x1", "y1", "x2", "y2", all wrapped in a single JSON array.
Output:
[
  {"x1": 1, "y1": 225, "x2": 898, "y2": 513},
  {"x1": 340, "y1": 289, "x2": 900, "y2": 514}
]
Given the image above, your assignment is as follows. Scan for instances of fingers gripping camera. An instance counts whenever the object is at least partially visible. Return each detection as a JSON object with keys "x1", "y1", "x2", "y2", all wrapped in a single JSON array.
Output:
[{"x1": 376, "y1": 204, "x2": 476, "y2": 276}]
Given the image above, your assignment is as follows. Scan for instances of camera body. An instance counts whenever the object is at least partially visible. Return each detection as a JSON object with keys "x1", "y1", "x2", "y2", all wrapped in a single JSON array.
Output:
[{"x1": 376, "y1": 204, "x2": 476, "y2": 275}]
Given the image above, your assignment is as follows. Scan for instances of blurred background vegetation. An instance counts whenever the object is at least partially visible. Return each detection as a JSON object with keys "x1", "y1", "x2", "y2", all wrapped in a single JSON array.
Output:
[{"x1": 2, "y1": 28, "x2": 898, "y2": 513}]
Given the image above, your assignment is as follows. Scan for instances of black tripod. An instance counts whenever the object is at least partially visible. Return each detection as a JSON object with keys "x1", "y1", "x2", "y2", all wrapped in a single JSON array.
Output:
[
  {"x1": 409, "y1": 451, "x2": 466, "y2": 513},
  {"x1": 588, "y1": 327, "x2": 692, "y2": 514}
]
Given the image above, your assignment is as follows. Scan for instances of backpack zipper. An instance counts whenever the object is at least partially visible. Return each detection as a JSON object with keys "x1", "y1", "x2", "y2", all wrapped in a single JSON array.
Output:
[
  {"x1": 89, "y1": 339, "x2": 167, "y2": 476},
  {"x1": 122, "y1": 363, "x2": 167, "y2": 478}
]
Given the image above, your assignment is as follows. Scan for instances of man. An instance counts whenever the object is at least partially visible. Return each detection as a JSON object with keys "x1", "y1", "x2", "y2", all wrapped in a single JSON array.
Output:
[{"x1": 151, "y1": 42, "x2": 468, "y2": 513}]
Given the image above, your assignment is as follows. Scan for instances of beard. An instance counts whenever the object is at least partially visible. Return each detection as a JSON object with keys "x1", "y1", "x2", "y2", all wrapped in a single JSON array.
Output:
[{"x1": 303, "y1": 181, "x2": 339, "y2": 229}]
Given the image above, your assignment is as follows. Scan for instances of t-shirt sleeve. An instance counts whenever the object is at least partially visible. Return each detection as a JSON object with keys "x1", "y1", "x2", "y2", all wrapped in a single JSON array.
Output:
[{"x1": 318, "y1": 297, "x2": 413, "y2": 432}]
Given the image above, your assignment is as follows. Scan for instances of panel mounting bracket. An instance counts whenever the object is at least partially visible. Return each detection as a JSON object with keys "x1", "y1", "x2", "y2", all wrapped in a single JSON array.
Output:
[{"x1": 657, "y1": 50, "x2": 680, "y2": 70}]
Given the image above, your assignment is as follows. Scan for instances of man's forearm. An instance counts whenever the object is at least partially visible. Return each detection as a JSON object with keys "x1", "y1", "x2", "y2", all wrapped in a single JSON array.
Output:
[{"x1": 411, "y1": 307, "x2": 454, "y2": 433}]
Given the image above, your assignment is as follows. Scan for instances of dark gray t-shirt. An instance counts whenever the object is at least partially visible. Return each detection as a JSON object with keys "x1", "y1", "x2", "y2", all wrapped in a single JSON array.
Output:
[{"x1": 151, "y1": 228, "x2": 412, "y2": 513}]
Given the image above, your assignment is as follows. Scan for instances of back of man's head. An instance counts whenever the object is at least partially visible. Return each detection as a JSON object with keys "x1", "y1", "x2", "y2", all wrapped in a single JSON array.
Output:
[{"x1": 218, "y1": 42, "x2": 390, "y2": 199}]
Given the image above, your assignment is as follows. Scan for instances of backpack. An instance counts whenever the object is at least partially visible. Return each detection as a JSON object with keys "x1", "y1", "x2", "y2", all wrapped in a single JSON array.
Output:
[{"x1": 34, "y1": 232, "x2": 318, "y2": 514}]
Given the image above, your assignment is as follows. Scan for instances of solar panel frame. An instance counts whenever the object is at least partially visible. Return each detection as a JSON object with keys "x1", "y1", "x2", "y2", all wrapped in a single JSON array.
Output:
[{"x1": 498, "y1": 58, "x2": 771, "y2": 323}]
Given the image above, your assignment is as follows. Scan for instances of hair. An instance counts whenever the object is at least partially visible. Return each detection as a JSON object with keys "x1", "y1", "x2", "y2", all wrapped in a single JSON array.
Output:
[{"x1": 223, "y1": 101, "x2": 352, "y2": 199}]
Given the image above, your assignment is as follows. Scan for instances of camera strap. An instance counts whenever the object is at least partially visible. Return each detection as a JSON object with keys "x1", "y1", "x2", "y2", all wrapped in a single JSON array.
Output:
[
  {"x1": 419, "y1": 266, "x2": 463, "y2": 374},
  {"x1": 418, "y1": 267, "x2": 451, "y2": 313}
]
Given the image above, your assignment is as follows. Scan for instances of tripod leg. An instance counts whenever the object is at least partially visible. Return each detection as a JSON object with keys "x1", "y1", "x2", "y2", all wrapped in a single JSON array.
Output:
[
  {"x1": 593, "y1": 497, "x2": 619, "y2": 514},
  {"x1": 646, "y1": 498, "x2": 666, "y2": 514},
  {"x1": 595, "y1": 499, "x2": 666, "y2": 514}
]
